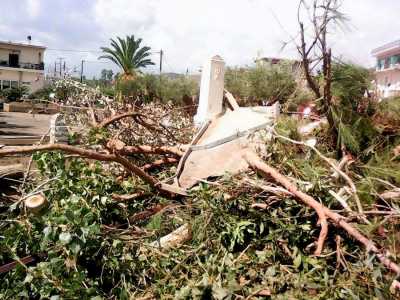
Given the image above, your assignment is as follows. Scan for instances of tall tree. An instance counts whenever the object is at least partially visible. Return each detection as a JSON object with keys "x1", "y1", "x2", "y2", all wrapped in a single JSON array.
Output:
[
  {"x1": 295, "y1": 0, "x2": 347, "y2": 146},
  {"x1": 99, "y1": 35, "x2": 155, "y2": 80},
  {"x1": 106, "y1": 70, "x2": 114, "y2": 81},
  {"x1": 101, "y1": 69, "x2": 108, "y2": 81}
]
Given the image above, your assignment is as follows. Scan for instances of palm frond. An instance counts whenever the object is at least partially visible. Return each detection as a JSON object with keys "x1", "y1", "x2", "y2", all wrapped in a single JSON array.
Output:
[{"x1": 99, "y1": 35, "x2": 154, "y2": 77}]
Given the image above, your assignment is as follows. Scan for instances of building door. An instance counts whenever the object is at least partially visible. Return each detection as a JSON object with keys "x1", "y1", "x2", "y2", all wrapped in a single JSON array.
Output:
[{"x1": 9, "y1": 53, "x2": 19, "y2": 67}]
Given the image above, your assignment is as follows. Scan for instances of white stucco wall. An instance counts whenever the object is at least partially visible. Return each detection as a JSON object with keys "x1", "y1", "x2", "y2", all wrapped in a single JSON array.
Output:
[
  {"x1": 0, "y1": 43, "x2": 44, "y2": 64},
  {"x1": 0, "y1": 42, "x2": 45, "y2": 93},
  {"x1": 375, "y1": 68, "x2": 400, "y2": 98},
  {"x1": 0, "y1": 69, "x2": 45, "y2": 93}
]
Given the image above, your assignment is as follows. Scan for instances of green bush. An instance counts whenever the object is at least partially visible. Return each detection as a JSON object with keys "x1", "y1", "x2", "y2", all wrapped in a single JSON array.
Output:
[
  {"x1": 100, "y1": 86, "x2": 115, "y2": 98},
  {"x1": 115, "y1": 78, "x2": 145, "y2": 100},
  {"x1": 247, "y1": 65, "x2": 296, "y2": 104},
  {"x1": 325, "y1": 63, "x2": 379, "y2": 155},
  {"x1": 1, "y1": 86, "x2": 28, "y2": 101},
  {"x1": 284, "y1": 89, "x2": 315, "y2": 112},
  {"x1": 224, "y1": 64, "x2": 297, "y2": 106},
  {"x1": 331, "y1": 63, "x2": 371, "y2": 110},
  {"x1": 373, "y1": 97, "x2": 400, "y2": 133},
  {"x1": 224, "y1": 67, "x2": 249, "y2": 100},
  {"x1": 28, "y1": 86, "x2": 54, "y2": 100},
  {"x1": 115, "y1": 74, "x2": 198, "y2": 104},
  {"x1": 159, "y1": 75, "x2": 198, "y2": 104}
]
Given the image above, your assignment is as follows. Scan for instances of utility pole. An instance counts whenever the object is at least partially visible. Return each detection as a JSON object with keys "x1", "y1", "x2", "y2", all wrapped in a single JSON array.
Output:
[
  {"x1": 159, "y1": 49, "x2": 163, "y2": 100},
  {"x1": 159, "y1": 49, "x2": 163, "y2": 74},
  {"x1": 54, "y1": 61, "x2": 57, "y2": 78},
  {"x1": 57, "y1": 58, "x2": 64, "y2": 78},
  {"x1": 80, "y1": 60, "x2": 85, "y2": 83}
]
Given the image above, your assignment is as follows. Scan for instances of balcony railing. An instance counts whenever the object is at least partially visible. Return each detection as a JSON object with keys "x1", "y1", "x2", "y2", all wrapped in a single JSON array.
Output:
[
  {"x1": 376, "y1": 63, "x2": 400, "y2": 72},
  {"x1": 0, "y1": 61, "x2": 44, "y2": 70}
]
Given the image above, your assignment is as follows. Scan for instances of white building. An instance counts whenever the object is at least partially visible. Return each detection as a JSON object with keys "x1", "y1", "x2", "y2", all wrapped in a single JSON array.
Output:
[
  {"x1": 0, "y1": 40, "x2": 46, "y2": 93},
  {"x1": 372, "y1": 40, "x2": 400, "y2": 98}
]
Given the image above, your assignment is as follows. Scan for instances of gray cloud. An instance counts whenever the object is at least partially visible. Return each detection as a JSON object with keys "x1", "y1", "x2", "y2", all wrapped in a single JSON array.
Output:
[{"x1": 0, "y1": 0, "x2": 398, "y2": 77}]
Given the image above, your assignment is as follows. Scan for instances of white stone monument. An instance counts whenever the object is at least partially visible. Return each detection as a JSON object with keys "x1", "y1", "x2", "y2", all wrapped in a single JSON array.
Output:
[{"x1": 194, "y1": 55, "x2": 225, "y2": 126}]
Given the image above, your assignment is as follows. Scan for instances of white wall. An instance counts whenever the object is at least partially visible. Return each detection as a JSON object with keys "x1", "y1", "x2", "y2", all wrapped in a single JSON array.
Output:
[
  {"x1": 0, "y1": 43, "x2": 44, "y2": 64},
  {"x1": 0, "y1": 69, "x2": 45, "y2": 93},
  {"x1": 375, "y1": 69, "x2": 400, "y2": 98}
]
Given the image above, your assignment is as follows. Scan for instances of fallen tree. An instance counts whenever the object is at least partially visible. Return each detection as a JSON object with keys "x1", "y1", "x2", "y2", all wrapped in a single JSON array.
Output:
[{"x1": 244, "y1": 150, "x2": 400, "y2": 274}]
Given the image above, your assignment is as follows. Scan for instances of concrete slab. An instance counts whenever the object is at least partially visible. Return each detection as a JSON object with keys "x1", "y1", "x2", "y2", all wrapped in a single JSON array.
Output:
[
  {"x1": 197, "y1": 106, "x2": 276, "y2": 146},
  {"x1": 174, "y1": 105, "x2": 278, "y2": 189}
]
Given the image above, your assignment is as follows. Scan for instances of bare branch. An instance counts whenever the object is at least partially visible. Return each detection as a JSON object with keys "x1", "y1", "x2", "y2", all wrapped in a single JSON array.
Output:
[
  {"x1": 97, "y1": 111, "x2": 140, "y2": 128},
  {"x1": 244, "y1": 151, "x2": 400, "y2": 275},
  {"x1": 0, "y1": 144, "x2": 159, "y2": 188}
]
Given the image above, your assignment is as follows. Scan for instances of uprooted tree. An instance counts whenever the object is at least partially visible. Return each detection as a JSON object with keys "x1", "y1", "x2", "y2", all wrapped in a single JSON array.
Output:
[
  {"x1": 1, "y1": 2, "x2": 400, "y2": 298},
  {"x1": 1, "y1": 82, "x2": 400, "y2": 298}
]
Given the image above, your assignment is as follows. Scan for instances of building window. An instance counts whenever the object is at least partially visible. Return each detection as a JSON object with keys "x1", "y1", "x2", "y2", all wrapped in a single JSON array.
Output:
[
  {"x1": 385, "y1": 58, "x2": 390, "y2": 69},
  {"x1": 2, "y1": 80, "x2": 11, "y2": 90},
  {"x1": 9, "y1": 53, "x2": 19, "y2": 68},
  {"x1": 390, "y1": 54, "x2": 400, "y2": 66},
  {"x1": 11, "y1": 81, "x2": 19, "y2": 88},
  {"x1": 377, "y1": 59, "x2": 382, "y2": 69},
  {"x1": 377, "y1": 58, "x2": 386, "y2": 70}
]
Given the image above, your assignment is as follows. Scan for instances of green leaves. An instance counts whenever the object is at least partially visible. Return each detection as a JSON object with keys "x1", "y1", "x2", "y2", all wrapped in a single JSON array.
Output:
[
  {"x1": 224, "y1": 63, "x2": 297, "y2": 105},
  {"x1": 221, "y1": 220, "x2": 257, "y2": 251},
  {"x1": 99, "y1": 35, "x2": 155, "y2": 77}
]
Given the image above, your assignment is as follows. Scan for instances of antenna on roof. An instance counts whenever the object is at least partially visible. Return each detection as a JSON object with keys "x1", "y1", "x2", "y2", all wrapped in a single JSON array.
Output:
[{"x1": 27, "y1": 35, "x2": 32, "y2": 44}]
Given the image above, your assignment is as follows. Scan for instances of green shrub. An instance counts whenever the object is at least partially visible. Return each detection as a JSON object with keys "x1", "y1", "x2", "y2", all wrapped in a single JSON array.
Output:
[
  {"x1": 1, "y1": 86, "x2": 28, "y2": 101},
  {"x1": 224, "y1": 67, "x2": 249, "y2": 100},
  {"x1": 100, "y1": 86, "x2": 115, "y2": 98},
  {"x1": 28, "y1": 86, "x2": 54, "y2": 100},
  {"x1": 331, "y1": 63, "x2": 371, "y2": 110},
  {"x1": 159, "y1": 75, "x2": 198, "y2": 104},
  {"x1": 373, "y1": 97, "x2": 400, "y2": 133},
  {"x1": 247, "y1": 64, "x2": 296, "y2": 105},
  {"x1": 327, "y1": 63, "x2": 380, "y2": 155},
  {"x1": 224, "y1": 64, "x2": 297, "y2": 106},
  {"x1": 115, "y1": 74, "x2": 198, "y2": 104},
  {"x1": 285, "y1": 89, "x2": 315, "y2": 112},
  {"x1": 115, "y1": 78, "x2": 145, "y2": 100}
]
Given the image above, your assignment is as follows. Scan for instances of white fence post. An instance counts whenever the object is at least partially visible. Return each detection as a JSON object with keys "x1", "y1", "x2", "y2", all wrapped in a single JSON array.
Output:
[{"x1": 194, "y1": 55, "x2": 225, "y2": 126}]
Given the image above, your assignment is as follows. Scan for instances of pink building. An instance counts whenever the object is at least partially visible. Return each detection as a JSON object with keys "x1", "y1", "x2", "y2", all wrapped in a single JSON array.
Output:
[{"x1": 372, "y1": 40, "x2": 400, "y2": 98}]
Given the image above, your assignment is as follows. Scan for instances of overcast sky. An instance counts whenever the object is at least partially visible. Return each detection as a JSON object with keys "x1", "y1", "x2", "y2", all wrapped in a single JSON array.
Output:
[{"x1": 0, "y1": 0, "x2": 398, "y2": 77}]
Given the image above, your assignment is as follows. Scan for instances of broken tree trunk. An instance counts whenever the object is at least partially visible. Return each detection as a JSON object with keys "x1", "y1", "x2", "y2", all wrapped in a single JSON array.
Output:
[
  {"x1": 244, "y1": 151, "x2": 400, "y2": 274},
  {"x1": 149, "y1": 223, "x2": 191, "y2": 250},
  {"x1": 25, "y1": 194, "x2": 48, "y2": 214}
]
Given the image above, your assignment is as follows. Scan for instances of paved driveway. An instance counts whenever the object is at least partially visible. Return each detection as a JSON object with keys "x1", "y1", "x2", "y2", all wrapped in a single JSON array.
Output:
[{"x1": 0, "y1": 112, "x2": 53, "y2": 145}]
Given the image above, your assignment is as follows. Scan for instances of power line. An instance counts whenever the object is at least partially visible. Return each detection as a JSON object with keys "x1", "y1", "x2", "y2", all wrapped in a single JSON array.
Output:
[
  {"x1": 47, "y1": 48, "x2": 102, "y2": 53},
  {"x1": 47, "y1": 47, "x2": 163, "y2": 79},
  {"x1": 47, "y1": 48, "x2": 161, "y2": 55},
  {"x1": 83, "y1": 60, "x2": 114, "y2": 64}
]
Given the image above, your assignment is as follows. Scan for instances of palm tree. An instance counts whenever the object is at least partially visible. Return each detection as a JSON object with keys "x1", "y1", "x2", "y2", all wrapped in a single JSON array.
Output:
[{"x1": 99, "y1": 35, "x2": 155, "y2": 80}]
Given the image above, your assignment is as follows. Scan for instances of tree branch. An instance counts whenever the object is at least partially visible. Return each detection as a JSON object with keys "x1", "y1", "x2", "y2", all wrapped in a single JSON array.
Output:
[
  {"x1": 245, "y1": 151, "x2": 328, "y2": 255},
  {"x1": 142, "y1": 157, "x2": 178, "y2": 171},
  {"x1": 97, "y1": 111, "x2": 140, "y2": 128},
  {"x1": 244, "y1": 151, "x2": 400, "y2": 274},
  {"x1": 119, "y1": 145, "x2": 184, "y2": 157},
  {"x1": 0, "y1": 144, "x2": 159, "y2": 188}
]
